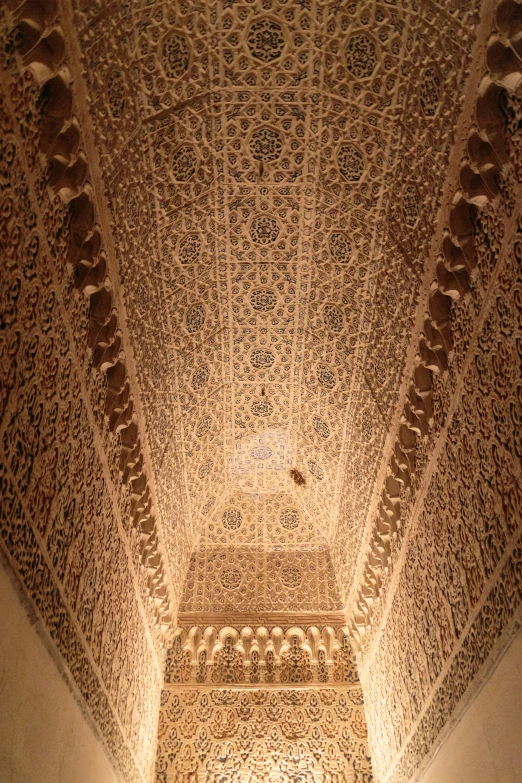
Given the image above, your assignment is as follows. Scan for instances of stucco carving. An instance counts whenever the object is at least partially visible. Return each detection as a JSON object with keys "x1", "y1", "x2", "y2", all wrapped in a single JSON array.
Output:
[
  {"x1": 165, "y1": 625, "x2": 358, "y2": 687},
  {"x1": 156, "y1": 686, "x2": 372, "y2": 783}
]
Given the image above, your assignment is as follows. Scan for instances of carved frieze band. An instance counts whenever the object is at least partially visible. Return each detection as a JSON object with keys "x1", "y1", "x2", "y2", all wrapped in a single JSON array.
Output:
[{"x1": 165, "y1": 625, "x2": 358, "y2": 687}]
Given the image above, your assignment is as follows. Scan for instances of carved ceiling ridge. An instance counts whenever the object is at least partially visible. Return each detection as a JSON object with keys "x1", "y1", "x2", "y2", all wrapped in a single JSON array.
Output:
[
  {"x1": 348, "y1": 0, "x2": 522, "y2": 654},
  {"x1": 177, "y1": 611, "x2": 347, "y2": 626},
  {"x1": 2, "y1": 0, "x2": 174, "y2": 626}
]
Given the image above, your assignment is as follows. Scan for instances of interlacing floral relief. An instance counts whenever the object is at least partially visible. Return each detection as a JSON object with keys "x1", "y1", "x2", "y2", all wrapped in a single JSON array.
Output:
[
  {"x1": 157, "y1": 687, "x2": 372, "y2": 783},
  {"x1": 347, "y1": 3, "x2": 522, "y2": 782},
  {"x1": 63, "y1": 0, "x2": 482, "y2": 593}
]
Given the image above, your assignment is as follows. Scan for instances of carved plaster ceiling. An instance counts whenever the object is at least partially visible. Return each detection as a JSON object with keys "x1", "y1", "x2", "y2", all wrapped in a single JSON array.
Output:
[{"x1": 73, "y1": 0, "x2": 479, "y2": 612}]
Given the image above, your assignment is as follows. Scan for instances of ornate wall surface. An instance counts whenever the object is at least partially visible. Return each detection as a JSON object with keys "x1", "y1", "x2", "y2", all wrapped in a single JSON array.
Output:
[
  {"x1": 164, "y1": 624, "x2": 358, "y2": 686},
  {"x1": 347, "y1": 1, "x2": 522, "y2": 781},
  {"x1": 1, "y1": 0, "x2": 522, "y2": 782},
  {"x1": 155, "y1": 620, "x2": 373, "y2": 780},
  {"x1": 156, "y1": 621, "x2": 372, "y2": 782},
  {"x1": 0, "y1": 0, "x2": 172, "y2": 780},
  {"x1": 157, "y1": 686, "x2": 373, "y2": 783},
  {"x1": 0, "y1": 561, "x2": 122, "y2": 783}
]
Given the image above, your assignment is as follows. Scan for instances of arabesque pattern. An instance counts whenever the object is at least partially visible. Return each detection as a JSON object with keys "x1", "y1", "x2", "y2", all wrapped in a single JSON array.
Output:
[
  {"x1": 156, "y1": 687, "x2": 372, "y2": 783},
  {"x1": 68, "y1": 0, "x2": 480, "y2": 601},
  {"x1": 0, "y1": 3, "x2": 167, "y2": 780},
  {"x1": 180, "y1": 491, "x2": 341, "y2": 613},
  {"x1": 349, "y1": 3, "x2": 522, "y2": 781}
]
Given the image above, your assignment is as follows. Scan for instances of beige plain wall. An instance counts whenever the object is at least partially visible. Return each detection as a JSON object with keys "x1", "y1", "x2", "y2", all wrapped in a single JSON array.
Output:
[
  {"x1": 416, "y1": 626, "x2": 522, "y2": 783},
  {"x1": 0, "y1": 561, "x2": 121, "y2": 783}
]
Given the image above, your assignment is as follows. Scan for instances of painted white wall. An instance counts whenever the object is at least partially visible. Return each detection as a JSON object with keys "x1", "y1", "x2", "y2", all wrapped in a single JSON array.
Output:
[
  {"x1": 417, "y1": 627, "x2": 522, "y2": 783},
  {"x1": 0, "y1": 561, "x2": 121, "y2": 783}
]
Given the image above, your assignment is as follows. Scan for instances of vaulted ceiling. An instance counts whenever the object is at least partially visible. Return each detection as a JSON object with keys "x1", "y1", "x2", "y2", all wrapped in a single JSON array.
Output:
[{"x1": 72, "y1": 0, "x2": 478, "y2": 614}]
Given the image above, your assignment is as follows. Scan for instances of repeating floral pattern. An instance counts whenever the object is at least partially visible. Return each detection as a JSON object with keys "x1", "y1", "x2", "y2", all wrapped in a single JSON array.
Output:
[
  {"x1": 350, "y1": 5, "x2": 522, "y2": 781},
  {"x1": 0, "y1": 8, "x2": 163, "y2": 783},
  {"x1": 180, "y1": 492, "x2": 341, "y2": 613},
  {"x1": 67, "y1": 0, "x2": 480, "y2": 612},
  {"x1": 156, "y1": 687, "x2": 372, "y2": 783}
]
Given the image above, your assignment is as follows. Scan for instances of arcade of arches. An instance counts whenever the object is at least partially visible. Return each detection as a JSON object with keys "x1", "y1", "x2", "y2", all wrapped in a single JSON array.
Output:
[{"x1": 1, "y1": 0, "x2": 522, "y2": 781}]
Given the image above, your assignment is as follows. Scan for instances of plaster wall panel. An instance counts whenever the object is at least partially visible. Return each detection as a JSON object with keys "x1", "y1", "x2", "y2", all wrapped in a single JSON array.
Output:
[
  {"x1": 0, "y1": 563, "x2": 121, "y2": 783},
  {"x1": 416, "y1": 628, "x2": 522, "y2": 783}
]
